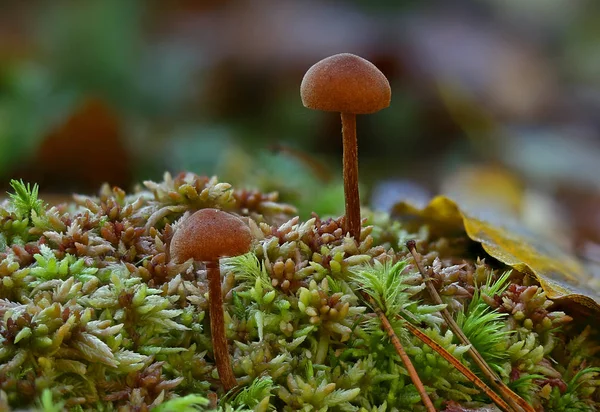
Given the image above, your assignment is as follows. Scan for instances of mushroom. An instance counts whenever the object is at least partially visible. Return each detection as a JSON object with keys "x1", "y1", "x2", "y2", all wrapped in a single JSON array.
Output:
[
  {"x1": 301, "y1": 53, "x2": 391, "y2": 241},
  {"x1": 170, "y1": 208, "x2": 252, "y2": 391}
]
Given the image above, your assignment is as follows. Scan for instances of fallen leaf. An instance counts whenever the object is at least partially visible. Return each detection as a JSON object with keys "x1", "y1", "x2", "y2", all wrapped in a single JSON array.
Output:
[
  {"x1": 393, "y1": 196, "x2": 600, "y2": 312},
  {"x1": 11, "y1": 97, "x2": 131, "y2": 193}
]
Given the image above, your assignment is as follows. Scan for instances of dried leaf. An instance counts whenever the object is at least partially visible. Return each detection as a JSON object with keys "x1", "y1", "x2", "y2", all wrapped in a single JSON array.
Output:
[{"x1": 393, "y1": 196, "x2": 600, "y2": 312}]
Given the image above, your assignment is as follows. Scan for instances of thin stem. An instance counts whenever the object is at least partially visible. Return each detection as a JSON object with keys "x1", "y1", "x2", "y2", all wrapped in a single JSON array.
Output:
[
  {"x1": 206, "y1": 261, "x2": 237, "y2": 391},
  {"x1": 270, "y1": 143, "x2": 333, "y2": 182},
  {"x1": 406, "y1": 240, "x2": 534, "y2": 412},
  {"x1": 341, "y1": 112, "x2": 361, "y2": 242},
  {"x1": 402, "y1": 319, "x2": 511, "y2": 412},
  {"x1": 360, "y1": 291, "x2": 436, "y2": 412}
]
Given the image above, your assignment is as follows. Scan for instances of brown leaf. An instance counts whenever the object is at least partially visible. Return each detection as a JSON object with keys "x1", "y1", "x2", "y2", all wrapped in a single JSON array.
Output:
[
  {"x1": 393, "y1": 196, "x2": 600, "y2": 312},
  {"x1": 12, "y1": 98, "x2": 131, "y2": 193}
]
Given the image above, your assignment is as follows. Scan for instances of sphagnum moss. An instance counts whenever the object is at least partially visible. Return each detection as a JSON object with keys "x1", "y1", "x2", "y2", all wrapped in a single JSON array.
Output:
[{"x1": 0, "y1": 175, "x2": 599, "y2": 411}]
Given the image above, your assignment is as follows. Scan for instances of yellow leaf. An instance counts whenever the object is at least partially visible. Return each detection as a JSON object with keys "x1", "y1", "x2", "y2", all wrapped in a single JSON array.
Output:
[{"x1": 392, "y1": 196, "x2": 600, "y2": 312}]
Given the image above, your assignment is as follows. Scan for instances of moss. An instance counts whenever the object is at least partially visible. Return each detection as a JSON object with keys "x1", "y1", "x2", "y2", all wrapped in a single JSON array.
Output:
[{"x1": 0, "y1": 173, "x2": 598, "y2": 411}]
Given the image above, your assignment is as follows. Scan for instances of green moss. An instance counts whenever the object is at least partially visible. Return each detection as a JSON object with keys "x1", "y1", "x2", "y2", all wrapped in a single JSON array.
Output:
[{"x1": 0, "y1": 173, "x2": 598, "y2": 411}]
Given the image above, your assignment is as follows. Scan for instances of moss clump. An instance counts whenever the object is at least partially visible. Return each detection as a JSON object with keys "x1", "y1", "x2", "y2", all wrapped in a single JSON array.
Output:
[{"x1": 0, "y1": 174, "x2": 599, "y2": 411}]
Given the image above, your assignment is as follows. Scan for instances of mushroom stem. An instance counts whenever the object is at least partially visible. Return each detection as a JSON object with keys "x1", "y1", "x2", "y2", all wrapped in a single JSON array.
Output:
[
  {"x1": 341, "y1": 112, "x2": 361, "y2": 241},
  {"x1": 206, "y1": 261, "x2": 237, "y2": 391}
]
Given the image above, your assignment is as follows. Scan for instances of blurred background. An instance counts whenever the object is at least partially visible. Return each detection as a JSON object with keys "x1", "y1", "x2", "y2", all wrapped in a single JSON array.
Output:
[{"x1": 2, "y1": 0, "x2": 600, "y2": 265}]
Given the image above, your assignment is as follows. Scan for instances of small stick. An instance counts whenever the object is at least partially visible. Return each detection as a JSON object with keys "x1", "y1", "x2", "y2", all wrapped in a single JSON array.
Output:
[
  {"x1": 402, "y1": 319, "x2": 511, "y2": 412},
  {"x1": 406, "y1": 240, "x2": 534, "y2": 412},
  {"x1": 360, "y1": 291, "x2": 436, "y2": 412},
  {"x1": 269, "y1": 143, "x2": 333, "y2": 182}
]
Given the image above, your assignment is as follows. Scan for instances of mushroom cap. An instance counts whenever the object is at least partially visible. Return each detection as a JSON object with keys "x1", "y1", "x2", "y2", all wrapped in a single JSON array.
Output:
[
  {"x1": 300, "y1": 53, "x2": 391, "y2": 114},
  {"x1": 170, "y1": 208, "x2": 252, "y2": 263}
]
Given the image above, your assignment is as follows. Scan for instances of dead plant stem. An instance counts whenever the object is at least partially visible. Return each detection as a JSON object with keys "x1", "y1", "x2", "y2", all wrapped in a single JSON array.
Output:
[
  {"x1": 406, "y1": 240, "x2": 534, "y2": 412},
  {"x1": 360, "y1": 291, "x2": 436, "y2": 412}
]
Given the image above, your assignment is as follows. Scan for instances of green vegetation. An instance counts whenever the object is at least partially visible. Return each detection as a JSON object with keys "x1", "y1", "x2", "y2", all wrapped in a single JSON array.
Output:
[{"x1": 0, "y1": 175, "x2": 598, "y2": 411}]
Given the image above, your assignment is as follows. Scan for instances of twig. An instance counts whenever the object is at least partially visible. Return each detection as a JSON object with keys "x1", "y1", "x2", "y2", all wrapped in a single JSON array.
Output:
[
  {"x1": 269, "y1": 143, "x2": 333, "y2": 182},
  {"x1": 402, "y1": 318, "x2": 511, "y2": 412},
  {"x1": 359, "y1": 291, "x2": 436, "y2": 412},
  {"x1": 406, "y1": 240, "x2": 534, "y2": 412}
]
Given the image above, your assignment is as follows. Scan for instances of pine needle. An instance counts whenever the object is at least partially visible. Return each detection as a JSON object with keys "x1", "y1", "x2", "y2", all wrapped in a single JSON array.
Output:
[
  {"x1": 407, "y1": 240, "x2": 535, "y2": 412},
  {"x1": 350, "y1": 260, "x2": 435, "y2": 411}
]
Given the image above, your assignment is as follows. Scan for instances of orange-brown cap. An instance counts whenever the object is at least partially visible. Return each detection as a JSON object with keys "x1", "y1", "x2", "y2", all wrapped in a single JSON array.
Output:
[
  {"x1": 300, "y1": 53, "x2": 391, "y2": 114},
  {"x1": 170, "y1": 208, "x2": 252, "y2": 263}
]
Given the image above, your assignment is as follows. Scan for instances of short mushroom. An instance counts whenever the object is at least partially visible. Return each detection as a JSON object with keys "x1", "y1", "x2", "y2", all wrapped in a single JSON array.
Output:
[
  {"x1": 170, "y1": 208, "x2": 252, "y2": 391},
  {"x1": 301, "y1": 53, "x2": 391, "y2": 241}
]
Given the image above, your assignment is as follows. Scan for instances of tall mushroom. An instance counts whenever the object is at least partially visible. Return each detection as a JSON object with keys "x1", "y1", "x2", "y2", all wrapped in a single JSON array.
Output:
[
  {"x1": 301, "y1": 53, "x2": 391, "y2": 241},
  {"x1": 170, "y1": 208, "x2": 252, "y2": 391}
]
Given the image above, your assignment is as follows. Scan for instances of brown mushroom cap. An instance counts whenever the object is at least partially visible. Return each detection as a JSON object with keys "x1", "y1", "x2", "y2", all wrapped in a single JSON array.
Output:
[
  {"x1": 300, "y1": 53, "x2": 391, "y2": 114},
  {"x1": 170, "y1": 208, "x2": 252, "y2": 263}
]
